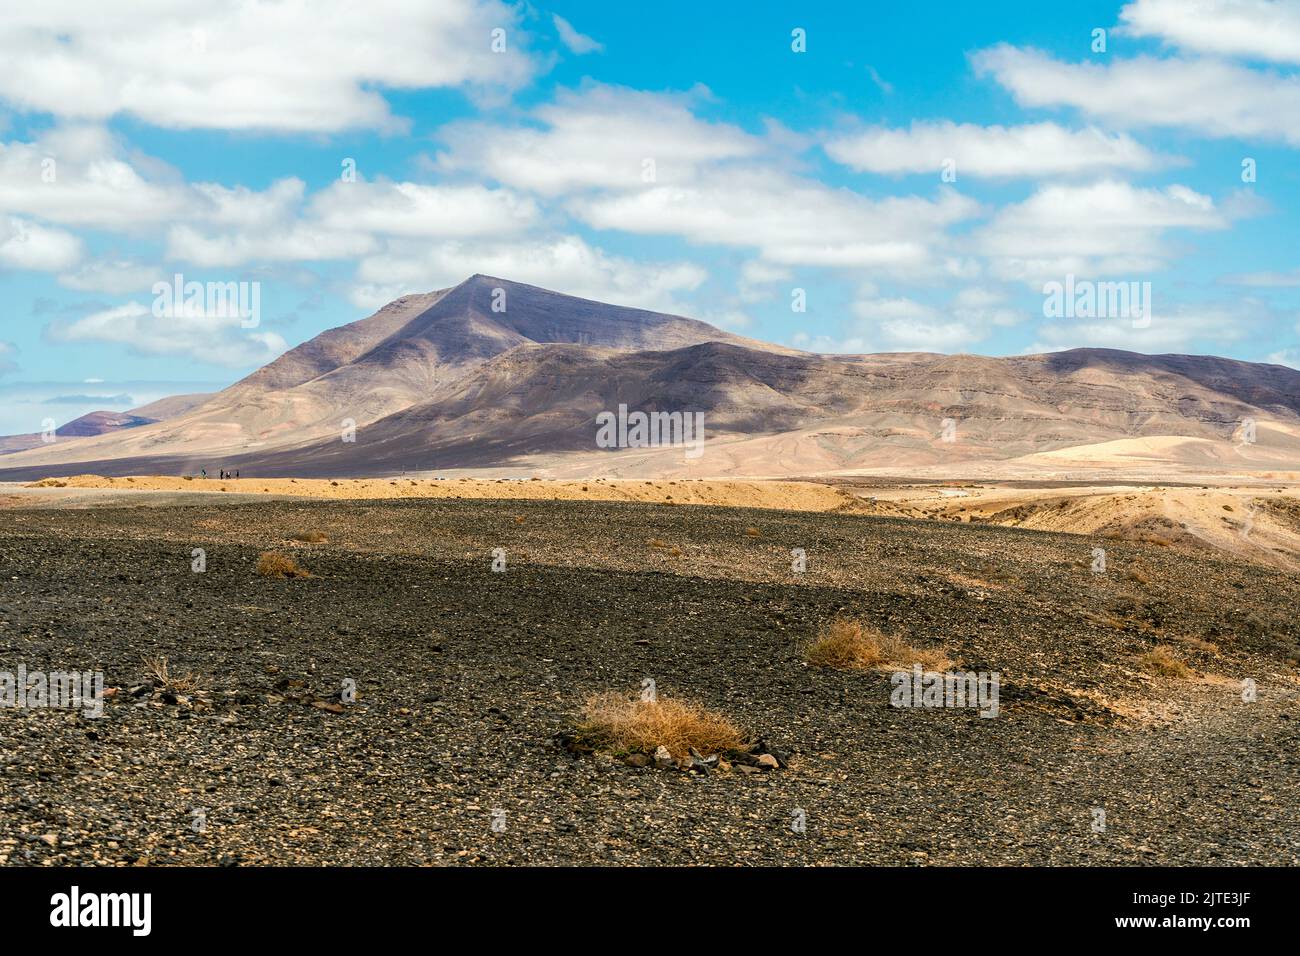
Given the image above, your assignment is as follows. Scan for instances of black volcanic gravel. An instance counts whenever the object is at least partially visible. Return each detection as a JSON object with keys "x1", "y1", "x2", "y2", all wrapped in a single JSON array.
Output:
[{"x1": 1, "y1": 497, "x2": 1297, "y2": 865}]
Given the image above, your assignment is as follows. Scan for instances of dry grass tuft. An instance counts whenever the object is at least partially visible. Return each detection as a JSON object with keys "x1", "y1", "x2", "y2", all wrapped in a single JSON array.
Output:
[
  {"x1": 141, "y1": 654, "x2": 204, "y2": 693},
  {"x1": 256, "y1": 551, "x2": 313, "y2": 578},
  {"x1": 805, "y1": 617, "x2": 951, "y2": 671},
  {"x1": 1175, "y1": 635, "x2": 1220, "y2": 656},
  {"x1": 1137, "y1": 644, "x2": 1192, "y2": 678},
  {"x1": 290, "y1": 531, "x2": 328, "y2": 544},
  {"x1": 648, "y1": 538, "x2": 668, "y2": 549},
  {"x1": 1125, "y1": 566, "x2": 1152, "y2": 585},
  {"x1": 575, "y1": 691, "x2": 747, "y2": 759},
  {"x1": 744, "y1": 526, "x2": 763, "y2": 538}
]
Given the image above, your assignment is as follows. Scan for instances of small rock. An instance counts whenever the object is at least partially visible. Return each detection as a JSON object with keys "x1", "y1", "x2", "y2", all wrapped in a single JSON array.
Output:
[
  {"x1": 653, "y1": 745, "x2": 673, "y2": 769},
  {"x1": 756, "y1": 754, "x2": 780, "y2": 770},
  {"x1": 39, "y1": 833, "x2": 58, "y2": 847}
]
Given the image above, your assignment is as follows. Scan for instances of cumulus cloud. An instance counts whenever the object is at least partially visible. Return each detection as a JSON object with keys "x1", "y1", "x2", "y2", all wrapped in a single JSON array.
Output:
[
  {"x1": 553, "y1": 14, "x2": 603, "y2": 54},
  {"x1": 0, "y1": 126, "x2": 189, "y2": 229},
  {"x1": 825, "y1": 121, "x2": 1166, "y2": 178},
  {"x1": 0, "y1": 0, "x2": 537, "y2": 133},
  {"x1": 350, "y1": 234, "x2": 706, "y2": 313},
  {"x1": 973, "y1": 180, "x2": 1227, "y2": 283},
  {"x1": 47, "y1": 301, "x2": 288, "y2": 367},
  {"x1": 436, "y1": 83, "x2": 764, "y2": 195},
  {"x1": 571, "y1": 169, "x2": 979, "y2": 272},
  {"x1": 1029, "y1": 296, "x2": 1295, "y2": 354},
  {"x1": 973, "y1": 44, "x2": 1300, "y2": 145},
  {"x1": 0, "y1": 216, "x2": 82, "y2": 271},
  {"x1": 59, "y1": 257, "x2": 163, "y2": 294},
  {"x1": 308, "y1": 180, "x2": 539, "y2": 238},
  {"x1": 1119, "y1": 0, "x2": 1300, "y2": 64}
]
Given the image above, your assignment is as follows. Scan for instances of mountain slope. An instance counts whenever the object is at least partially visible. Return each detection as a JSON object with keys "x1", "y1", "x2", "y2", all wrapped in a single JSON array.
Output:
[
  {"x1": 0, "y1": 275, "x2": 768, "y2": 472},
  {"x1": 1, "y1": 278, "x2": 1298, "y2": 480}
]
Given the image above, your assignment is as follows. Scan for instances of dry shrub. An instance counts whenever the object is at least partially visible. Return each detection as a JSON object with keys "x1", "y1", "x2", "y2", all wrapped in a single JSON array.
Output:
[
  {"x1": 1174, "y1": 636, "x2": 1220, "y2": 656},
  {"x1": 256, "y1": 551, "x2": 312, "y2": 578},
  {"x1": 290, "y1": 531, "x2": 328, "y2": 544},
  {"x1": 1125, "y1": 566, "x2": 1152, "y2": 585},
  {"x1": 576, "y1": 691, "x2": 746, "y2": 758},
  {"x1": 805, "y1": 617, "x2": 951, "y2": 671},
  {"x1": 141, "y1": 654, "x2": 204, "y2": 693},
  {"x1": 744, "y1": 526, "x2": 763, "y2": 538},
  {"x1": 648, "y1": 538, "x2": 668, "y2": 549},
  {"x1": 1137, "y1": 645, "x2": 1192, "y2": 678}
]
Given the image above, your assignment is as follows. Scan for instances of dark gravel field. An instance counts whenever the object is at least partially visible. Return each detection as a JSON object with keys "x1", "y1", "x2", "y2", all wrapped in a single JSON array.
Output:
[{"x1": 1, "y1": 497, "x2": 1297, "y2": 865}]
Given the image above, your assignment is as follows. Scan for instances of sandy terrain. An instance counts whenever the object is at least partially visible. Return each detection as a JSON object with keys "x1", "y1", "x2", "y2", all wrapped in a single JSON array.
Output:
[
  {"x1": 9, "y1": 474, "x2": 1300, "y2": 569},
  {"x1": 10, "y1": 474, "x2": 852, "y2": 512}
]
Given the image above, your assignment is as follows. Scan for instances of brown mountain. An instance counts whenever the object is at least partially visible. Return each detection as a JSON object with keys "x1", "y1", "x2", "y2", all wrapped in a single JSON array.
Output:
[
  {"x1": 0, "y1": 275, "x2": 769, "y2": 474},
  {"x1": 1, "y1": 277, "x2": 1298, "y2": 480}
]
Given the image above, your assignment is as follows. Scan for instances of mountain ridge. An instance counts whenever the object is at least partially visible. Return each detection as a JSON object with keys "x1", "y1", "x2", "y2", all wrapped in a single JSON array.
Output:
[{"x1": 2, "y1": 276, "x2": 1299, "y2": 480}]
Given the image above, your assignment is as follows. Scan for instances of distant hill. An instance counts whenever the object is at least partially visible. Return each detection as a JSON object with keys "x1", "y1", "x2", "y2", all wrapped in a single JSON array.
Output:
[{"x1": 1, "y1": 276, "x2": 1297, "y2": 480}]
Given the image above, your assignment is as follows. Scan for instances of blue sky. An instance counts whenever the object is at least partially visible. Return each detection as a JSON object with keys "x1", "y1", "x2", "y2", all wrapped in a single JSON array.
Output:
[{"x1": 1, "y1": 0, "x2": 1298, "y2": 435}]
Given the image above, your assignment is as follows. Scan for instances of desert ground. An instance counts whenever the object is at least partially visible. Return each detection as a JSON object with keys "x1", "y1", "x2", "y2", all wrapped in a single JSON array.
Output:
[{"x1": 1, "y1": 475, "x2": 1297, "y2": 866}]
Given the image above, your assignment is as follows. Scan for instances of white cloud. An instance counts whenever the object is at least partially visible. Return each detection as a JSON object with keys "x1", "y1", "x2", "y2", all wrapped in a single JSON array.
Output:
[
  {"x1": 848, "y1": 294, "x2": 998, "y2": 353},
  {"x1": 553, "y1": 14, "x2": 603, "y2": 54},
  {"x1": 59, "y1": 257, "x2": 161, "y2": 294},
  {"x1": 0, "y1": 216, "x2": 82, "y2": 271},
  {"x1": 309, "y1": 180, "x2": 538, "y2": 238},
  {"x1": 48, "y1": 301, "x2": 287, "y2": 367},
  {"x1": 0, "y1": 0, "x2": 537, "y2": 133},
  {"x1": 166, "y1": 223, "x2": 379, "y2": 269},
  {"x1": 789, "y1": 332, "x2": 870, "y2": 354},
  {"x1": 1266, "y1": 348, "x2": 1300, "y2": 368},
  {"x1": 973, "y1": 44, "x2": 1300, "y2": 145},
  {"x1": 0, "y1": 126, "x2": 189, "y2": 229},
  {"x1": 571, "y1": 169, "x2": 979, "y2": 272},
  {"x1": 825, "y1": 121, "x2": 1165, "y2": 178},
  {"x1": 1030, "y1": 301, "x2": 1276, "y2": 353},
  {"x1": 973, "y1": 180, "x2": 1227, "y2": 283},
  {"x1": 437, "y1": 84, "x2": 764, "y2": 195},
  {"x1": 351, "y1": 234, "x2": 706, "y2": 313},
  {"x1": 1119, "y1": 0, "x2": 1300, "y2": 64},
  {"x1": 1224, "y1": 266, "x2": 1300, "y2": 286}
]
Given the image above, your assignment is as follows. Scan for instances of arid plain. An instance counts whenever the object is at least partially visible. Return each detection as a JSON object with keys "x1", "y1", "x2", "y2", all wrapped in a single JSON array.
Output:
[{"x1": 1, "y1": 472, "x2": 1297, "y2": 865}]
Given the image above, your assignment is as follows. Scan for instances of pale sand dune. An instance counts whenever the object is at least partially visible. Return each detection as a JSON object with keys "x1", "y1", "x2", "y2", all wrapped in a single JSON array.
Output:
[
  {"x1": 11, "y1": 473, "x2": 1300, "y2": 568},
  {"x1": 16, "y1": 474, "x2": 853, "y2": 512}
]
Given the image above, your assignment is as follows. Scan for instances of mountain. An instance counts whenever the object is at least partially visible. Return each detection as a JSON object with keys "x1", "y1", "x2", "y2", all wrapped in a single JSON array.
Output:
[
  {"x1": 0, "y1": 275, "x2": 772, "y2": 474},
  {"x1": 0, "y1": 393, "x2": 212, "y2": 457},
  {"x1": 1, "y1": 276, "x2": 1298, "y2": 480},
  {"x1": 0, "y1": 410, "x2": 159, "y2": 455}
]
